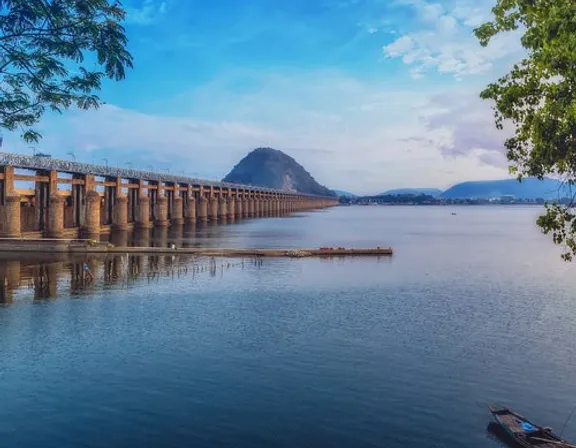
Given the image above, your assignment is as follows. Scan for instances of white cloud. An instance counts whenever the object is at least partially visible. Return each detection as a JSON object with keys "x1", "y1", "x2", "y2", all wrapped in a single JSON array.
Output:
[
  {"x1": 383, "y1": 0, "x2": 524, "y2": 79},
  {"x1": 9, "y1": 72, "x2": 514, "y2": 194},
  {"x1": 419, "y1": 91, "x2": 514, "y2": 168},
  {"x1": 385, "y1": 35, "x2": 415, "y2": 58},
  {"x1": 420, "y1": 2, "x2": 443, "y2": 22},
  {"x1": 125, "y1": 0, "x2": 167, "y2": 25}
]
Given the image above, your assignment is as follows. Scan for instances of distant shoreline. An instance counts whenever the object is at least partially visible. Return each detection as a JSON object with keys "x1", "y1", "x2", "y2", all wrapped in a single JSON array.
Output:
[{"x1": 341, "y1": 202, "x2": 547, "y2": 206}]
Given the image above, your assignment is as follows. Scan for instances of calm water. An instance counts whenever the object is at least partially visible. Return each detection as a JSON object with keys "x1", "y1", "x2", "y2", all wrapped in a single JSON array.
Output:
[{"x1": 2, "y1": 206, "x2": 576, "y2": 448}]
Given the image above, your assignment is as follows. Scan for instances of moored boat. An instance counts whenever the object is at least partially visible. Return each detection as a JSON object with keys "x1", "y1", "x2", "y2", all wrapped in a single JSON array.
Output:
[{"x1": 488, "y1": 404, "x2": 575, "y2": 448}]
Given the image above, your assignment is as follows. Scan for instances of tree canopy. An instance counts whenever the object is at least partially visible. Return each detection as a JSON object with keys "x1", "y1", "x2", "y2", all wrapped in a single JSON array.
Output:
[
  {"x1": 475, "y1": 0, "x2": 576, "y2": 260},
  {"x1": 0, "y1": 0, "x2": 132, "y2": 143}
]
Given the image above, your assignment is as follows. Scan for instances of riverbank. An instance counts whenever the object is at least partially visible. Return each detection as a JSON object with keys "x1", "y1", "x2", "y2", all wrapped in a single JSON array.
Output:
[{"x1": 0, "y1": 238, "x2": 393, "y2": 257}]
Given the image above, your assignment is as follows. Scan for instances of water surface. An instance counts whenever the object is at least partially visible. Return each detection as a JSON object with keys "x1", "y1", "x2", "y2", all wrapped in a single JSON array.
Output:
[{"x1": 1, "y1": 206, "x2": 576, "y2": 448}]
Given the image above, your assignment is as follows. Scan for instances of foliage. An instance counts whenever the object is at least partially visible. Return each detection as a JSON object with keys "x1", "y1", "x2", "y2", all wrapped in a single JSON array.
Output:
[
  {"x1": 0, "y1": 0, "x2": 133, "y2": 142},
  {"x1": 475, "y1": 0, "x2": 576, "y2": 260}
]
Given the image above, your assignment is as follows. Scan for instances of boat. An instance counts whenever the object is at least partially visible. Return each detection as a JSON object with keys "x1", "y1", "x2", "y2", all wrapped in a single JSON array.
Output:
[{"x1": 488, "y1": 404, "x2": 576, "y2": 447}]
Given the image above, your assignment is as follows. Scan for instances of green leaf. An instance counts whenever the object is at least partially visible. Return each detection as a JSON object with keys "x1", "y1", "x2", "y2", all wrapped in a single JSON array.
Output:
[{"x1": 0, "y1": 0, "x2": 133, "y2": 141}]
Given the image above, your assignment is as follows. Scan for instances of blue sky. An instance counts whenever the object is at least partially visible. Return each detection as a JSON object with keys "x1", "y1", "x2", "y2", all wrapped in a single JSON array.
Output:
[{"x1": 5, "y1": 0, "x2": 525, "y2": 194}]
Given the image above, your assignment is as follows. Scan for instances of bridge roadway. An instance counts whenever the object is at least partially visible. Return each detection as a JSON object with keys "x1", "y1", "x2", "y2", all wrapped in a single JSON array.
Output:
[{"x1": 0, "y1": 152, "x2": 338, "y2": 238}]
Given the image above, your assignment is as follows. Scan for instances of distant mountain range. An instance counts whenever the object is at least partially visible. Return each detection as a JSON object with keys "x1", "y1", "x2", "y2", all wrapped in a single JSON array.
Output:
[
  {"x1": 223, "y1": 147, "x2": 336, "y2": 196},
  {"x1": 440, "y1": 178, "x2": 565, "y2": 200},
  {"x1": 381, "y1": 188, "x2": 443, "y2": 197},
  {"x1": 374, "y1": 178, "x2": 568, "y2": 200}
]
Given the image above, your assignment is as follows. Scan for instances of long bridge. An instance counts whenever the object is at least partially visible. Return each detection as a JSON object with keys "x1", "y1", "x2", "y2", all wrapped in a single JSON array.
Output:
[{"x1": 0, "y1": 152, "x2": 338, "y2": 238}]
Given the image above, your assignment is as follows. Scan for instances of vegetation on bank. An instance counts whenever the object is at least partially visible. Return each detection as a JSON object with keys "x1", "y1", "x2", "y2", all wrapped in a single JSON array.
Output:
[{"x1": 476, "y1": 0, "x2": 576, "y2": 259}]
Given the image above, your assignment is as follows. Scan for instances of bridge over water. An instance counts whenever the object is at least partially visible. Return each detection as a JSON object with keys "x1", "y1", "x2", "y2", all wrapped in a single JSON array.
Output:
[{"x1": 0, "y1": 152, "x2": 337, "y2": 238}]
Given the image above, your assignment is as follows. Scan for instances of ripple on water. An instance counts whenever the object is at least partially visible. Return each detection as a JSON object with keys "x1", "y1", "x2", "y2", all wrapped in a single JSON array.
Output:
[{"x1": 1, "y1": 206, "x2": 576, "y2": 447}]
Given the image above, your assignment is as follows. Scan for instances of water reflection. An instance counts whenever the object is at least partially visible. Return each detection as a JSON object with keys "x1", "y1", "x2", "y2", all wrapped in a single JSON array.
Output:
[
  {"x1": 97, "y1": 219, "x2": 272, "y2": 249},
  {"x1": 0, "y1": 253, "x2": 264, "y2": 304}
]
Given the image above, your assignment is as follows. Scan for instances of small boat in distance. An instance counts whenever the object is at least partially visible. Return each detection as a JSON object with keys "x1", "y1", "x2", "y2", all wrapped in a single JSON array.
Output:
[{"x1": 488, "y1": 404, "x2": 576, "y2": 448}]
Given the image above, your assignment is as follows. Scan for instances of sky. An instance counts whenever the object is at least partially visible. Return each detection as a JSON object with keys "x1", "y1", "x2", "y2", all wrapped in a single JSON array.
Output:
[{"x1": 4, "y1": 0, "x2": 526, "y2": 194}]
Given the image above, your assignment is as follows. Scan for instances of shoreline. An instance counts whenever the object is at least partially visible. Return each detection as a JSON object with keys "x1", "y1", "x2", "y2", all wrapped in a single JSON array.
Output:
[{"x1": 0, "y1": 238, "x2": 393, "y2": 257}]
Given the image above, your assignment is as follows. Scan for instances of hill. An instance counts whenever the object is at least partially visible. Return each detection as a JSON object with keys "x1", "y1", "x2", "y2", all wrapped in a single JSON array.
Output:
[
  {"x1": 223, "y1": 148, "x2": 336, "y2": 196},
  {"x1": 382, "y1": 188, "x2": 443, "y2": 197},
  {"x1": 441, "y1": 178, "x2": 565, "y2": 200},
  {"x1": 333, "y1": 189, "x2": 358, "y2": 198}
]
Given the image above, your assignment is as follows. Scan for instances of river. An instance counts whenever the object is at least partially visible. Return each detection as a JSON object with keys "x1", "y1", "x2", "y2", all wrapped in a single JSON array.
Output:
[{"x1": 1, "y1": 205, "x2": 576, "y2": 447}]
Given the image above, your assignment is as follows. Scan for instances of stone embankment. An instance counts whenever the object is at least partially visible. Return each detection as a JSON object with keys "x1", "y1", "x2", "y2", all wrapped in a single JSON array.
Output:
[{"x1": 0, "y1": 238, "x2": 393, "y2": 257}]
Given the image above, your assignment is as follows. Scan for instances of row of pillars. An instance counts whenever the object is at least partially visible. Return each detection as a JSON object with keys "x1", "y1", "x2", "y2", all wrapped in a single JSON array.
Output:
[{"x1": 0, "y1": 167, "x2": 337, "y2": 238}]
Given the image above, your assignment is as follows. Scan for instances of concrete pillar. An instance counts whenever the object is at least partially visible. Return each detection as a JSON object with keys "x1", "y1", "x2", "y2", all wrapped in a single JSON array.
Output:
[
  {"x1": 137, "y1": 196, "x2": 151, "y2": 229},
  {"x1": 218, "y1": 196, "x2": 227, "y2": 220},
  {"x1": 155, "y1": 196, "x2": 169, "y2": 227},
  {"x1": 236, "y1": 197, "x2": 243, "y2": 218},
  {"x1": 0, "y1": 196, "x2": 21, "y2": 237},
  {"x1": 85, "y1": 191, "x2": 101, "y2": 234},
  {"x1": 47, "y1": 195, "x2": 65, "y2": 238},
  {"x1": 0, "y1": 166, "x2": 21, "y2": 238},
  {"x1": 197, "y1": 196, "x2": 208, "y2": 222},
  {"x1": 210, "y1": 197, "x2": 218, "y2": 222},
  {"x1": 113, "y1": 196, "x2": 128, "y2": 231},
  {"x1": 226, "y1": 197, "x2": 235, "y2": 219},
  {"x1": 172, "y1": 196, "x2": 184, "y2": 225},
  {"x1": 253, "y1": 197, "x2": 260, "y2": 216},
  {"x1": 186, "y1": 196, "x2": 196, "y2": 223}
]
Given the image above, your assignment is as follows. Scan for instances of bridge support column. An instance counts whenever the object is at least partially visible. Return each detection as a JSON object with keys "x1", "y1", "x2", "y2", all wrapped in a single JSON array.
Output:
[
  {"x1": 198, "y1": 196, "x2": 208, "y2": 222},
  {"x1": 47, "y1": 195, "x2": 65, "y2": 238},
  {"x1": 85, "y1": 191, "x2": 101, "y2": 234},
  {"x1": 235, "y1": 198, "x2": 243, "y2": 218},
  {"x1": 0, "y1": 166, "x2": 21, "y2": 238},
  {"x1": 113, "y1": 196, "x2": 128, "y2": 231},
  {"x1": 210, "y1": 197, "x2": 218, "y2": 222},
  {"x1": 254, "y1": 198, "x2": 261, "y2": 217},
  {"x1": 218, "y1": 197, "x2": 228, "y2": 221},
  {"x1": 186, "y1": 196, "x2": 196, "y2": 223},
  {"x1": 155, "y1": 196, "x2": 169, "y2": 227},
  {"x1": 226, "y1": 197, "x2": 235, "y2": 220},
  {"x1": 137, "y1": 196, "x2": 151, "y2": 228},
  {"x1": 172, "y1": 196, "x2": 184, "y2": 225},
  {"x1": 0, "y1": 196, "x2": 21, "y2": 238}
]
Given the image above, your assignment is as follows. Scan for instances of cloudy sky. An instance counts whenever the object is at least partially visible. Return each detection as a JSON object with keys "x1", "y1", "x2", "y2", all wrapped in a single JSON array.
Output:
[{"x1": 5, "y1": 0, "x2": 525, "y2": 194}]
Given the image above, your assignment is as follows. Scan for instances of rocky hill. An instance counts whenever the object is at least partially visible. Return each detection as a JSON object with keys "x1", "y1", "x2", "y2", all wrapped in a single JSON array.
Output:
[{"x1": 223, "y1": 148, "x2": 336, "y2": 196}]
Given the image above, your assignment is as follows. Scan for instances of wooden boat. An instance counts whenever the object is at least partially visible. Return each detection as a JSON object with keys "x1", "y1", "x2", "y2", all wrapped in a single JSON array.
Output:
[{"x1": 488, "y1": 404, "x2": 576, "y2": 448}]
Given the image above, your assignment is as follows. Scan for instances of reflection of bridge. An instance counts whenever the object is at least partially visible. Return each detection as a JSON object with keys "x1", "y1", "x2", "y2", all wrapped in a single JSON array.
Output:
[
  {"x1": 0, "y1": 153, "x2": 337, "y2": 238},
  {"x1": 0, "y1": 251, "x2": 261, "y2": 303}
]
